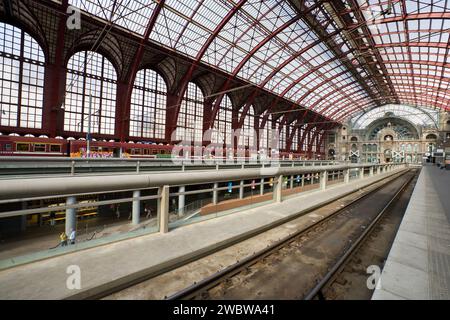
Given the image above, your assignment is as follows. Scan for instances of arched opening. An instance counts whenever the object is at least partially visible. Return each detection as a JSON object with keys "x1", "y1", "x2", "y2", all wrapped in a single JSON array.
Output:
[
  {"x1": 64, "y1": 51, "x2": 117, "y2": 135},
  {"x1": 384, "y1": 149, "x2": 392, "y2": 163},
  {"x1": 279, "y1": 123, "x2": 287, "y2": 151},
  {"x1": 0, "y1": 22, "x2": 45, "y2": 129},
  {"x1": 350, "y1": 136, "x2": 358, "y2": 142},
  {"x1": 238, "y1": 106, "x2": 255, "y2": 148},
  {"x1": 176, "y1": 82, "x2": 204, "y2": 142},
  {"x1": 129, "y1": 69, "x2": 167, "y2": 139},
  {"x1": 211, "y1": 95, "x2": 232, "y2": 146},
  {"x1": 328, "y1": 148, "x2": 335, "y2": 159},
  {"x1": 259, "y1": 113, "x2": 272, "y2": 152},
  {"x1": 290, "y1": 122, "x2": 298, "y2": 152},
  {"x1": 426, "y1": 134, "x2": 437, "y2": 140}
]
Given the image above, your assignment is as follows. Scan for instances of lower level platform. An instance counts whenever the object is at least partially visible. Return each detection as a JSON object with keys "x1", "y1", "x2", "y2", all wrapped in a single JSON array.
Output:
[{"x1": 372, "y1": 165, "x2": 450, "y2": 300}]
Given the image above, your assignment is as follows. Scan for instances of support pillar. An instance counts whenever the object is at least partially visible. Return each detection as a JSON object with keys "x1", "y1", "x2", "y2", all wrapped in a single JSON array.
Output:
[
  {"x1": 344, "y1": 169, "x2": 350, "y2": 184},
  {"x1": 132, "y1": 190, "x2": 140, "y2": 225},
  {"x1": 213, "y1": 183, "x2": 219, "y2": 205},
  {"x1": 301, "y1": 174, "x2": 305, "y2": 187},
  {"x1": 65, "y1": 196, "x2": 77, "y2": 235},
  {"x1": 274, "y1": 175, "x2": 283, "y2": 203},
  {"x1": 369, "y1": 166, "x2": 374, "y2": 176},
  {"x1": 290, "y1": 175, "x2": 294, "y2": 189},
  {"x1": 320, "y1": 171, "x2": 327, "y2": 190},
  {"x1": 178, "y1": 186, "x2": 185, "y2": 216},
  {"x1": 159, "y1": 186, "x2": 170, "y2": 234},
  {"x1": 260, "y1": 178, "x2": 264, "y2": 195},
  {"x1": 239, "y1": 180, "x2": 244, "y2": 199},
  {"x1": 377, "y1": 166, "x2": 381, "y2": 175},
  {"x1": 360, "y1": 167, "x2": 365, "y2": 179}
]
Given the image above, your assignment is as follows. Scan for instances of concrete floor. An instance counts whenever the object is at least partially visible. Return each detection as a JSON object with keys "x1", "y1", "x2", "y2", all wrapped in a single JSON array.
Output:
[
  {"x1": 0, "y1": 215, "x2": 156, "y2": 261},
  {"x1": 372, "y1": 165, "x2": 450, "y2": 300}
]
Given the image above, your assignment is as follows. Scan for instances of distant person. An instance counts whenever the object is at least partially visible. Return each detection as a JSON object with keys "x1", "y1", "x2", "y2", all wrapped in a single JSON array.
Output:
[
  {"x1": 60, "y1": 232, "x2": 68, "y2": 247},
  {"x1": 145, "y1": 204, "x2": 152, "y2": 219},
  {"x1": 115, "y1": 204, "x2": 121, "y2": 219},
  {"x1": 69, "y1": 229, "x2": 76, "y2": 245},
  {"x1": 49, "y1": 212, "x2": 56, "y2": 226}
]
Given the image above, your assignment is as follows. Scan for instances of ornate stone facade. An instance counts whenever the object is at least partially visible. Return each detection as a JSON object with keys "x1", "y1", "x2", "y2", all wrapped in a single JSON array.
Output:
[{"x1": 327, "y1": 110, "x2": 450, "y2": 164}]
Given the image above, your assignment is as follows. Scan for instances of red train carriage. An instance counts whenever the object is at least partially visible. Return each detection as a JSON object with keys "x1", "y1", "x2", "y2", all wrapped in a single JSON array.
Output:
[
  {"x1": 0, "y1": 135, "x2": 309, "y2": 160},
  {"x1": 0, "y1": 135, "x2": 67, "y2": 157},
  {"x1": 69, "y1": 140, "x2": 173, "y2": 158}
]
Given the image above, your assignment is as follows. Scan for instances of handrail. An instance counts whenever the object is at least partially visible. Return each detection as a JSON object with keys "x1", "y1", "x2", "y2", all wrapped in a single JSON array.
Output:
[
  {"x1": 0, "y1": 156, "x2": 339, "y2": 163},
  {"x1": 0, "y1": 163, "x2": 403, "y2": 201}
]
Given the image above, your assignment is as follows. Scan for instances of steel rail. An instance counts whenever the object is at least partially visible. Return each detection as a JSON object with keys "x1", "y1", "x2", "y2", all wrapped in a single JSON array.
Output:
[
  {"x1": 303, "y1": 170, "x2": 417, "y2": 300},
  {"x1": 165, "y1": 169, "x2": 411, "y2": 300},
  {"x1": 72, "y1": 169, "x2": 407, "y2": 300}
]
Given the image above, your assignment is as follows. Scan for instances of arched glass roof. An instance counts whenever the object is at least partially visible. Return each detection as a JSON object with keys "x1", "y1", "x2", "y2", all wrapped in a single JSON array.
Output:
[
  {"x1": 68, "y1": 0, "x2": 450, "y2": 122},
  {"x1": 351, "y1": 104, "x2": 439, "y2": 129}
]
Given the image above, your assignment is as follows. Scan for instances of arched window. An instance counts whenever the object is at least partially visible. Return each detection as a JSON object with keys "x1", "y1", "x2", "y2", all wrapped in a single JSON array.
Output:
[
  {"x1": 279, "y1": 123, "x2": 286, "y2": 150},
  {"x1": 130, "y1": 69, "x2": 166, "y2": 139},
  {"x1": 302, "y1": 126, "x2": 308, "y2": 152},
  {"x1": 298, "y1": 124, "x2": 306, "y2": 151},
  {"x1": 64, "y1": 51, "x2": 117, "y2": 135},
  {"x1": 291, "y1": 123, "x2": 298, "y2": 152},
  {"x1": 238, "y1": 106, "x2": 255, "y2": 147},
  {"x1": 177, "y1": 82, "x2": 204, "y2": 142},
  {"x1": 212, "y1": 95, "x2": 232, "y2": 146},
  {"x1": 310, "y1": 127, "x2": 317, "y2": 152},
  {"x1": 259, "y1": 112, "x2": 272, "y2": 151},
  {"x1": 0, "y1": 22, "x2": 45, "y2": 128}
]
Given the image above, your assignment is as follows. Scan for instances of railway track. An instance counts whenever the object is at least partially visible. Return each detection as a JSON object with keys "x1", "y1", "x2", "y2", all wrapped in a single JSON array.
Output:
[
  {"x1": 304, "y1": 171, "x2": 417, "y2": 300},
  {"x1": 165, "y1": 169, "x2": 417, "y2": 300},
  {"x1": 86, "y1": 168, "x2": 409, "y2": 300}
]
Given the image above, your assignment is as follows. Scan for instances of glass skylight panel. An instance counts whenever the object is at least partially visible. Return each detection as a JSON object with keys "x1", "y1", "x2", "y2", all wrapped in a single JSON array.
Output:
[
  {"x1": 69, "y1": 0, "x2": 112, "y2": 20},
  {"x1": 352, "y1": 104, "x2": 439, "y2": 128},
  {"x1": 66, "y1": 0, "x2": 450, "y2": 122},
  {"x1": 166, "y1": 0, "x2": 199, "y2": 17},
  {"x1": 177, "y1": 23, "x2": 212, "y2": 57},
  {"x1": 276, "y1": 81, "x2": 292, "y2": 95},
  {"x1": 113, "y1": 1, "x2": 157, "y2": 35},
  {"x1": 249, "y1": 63, "x2": 276, "y2": 84}
]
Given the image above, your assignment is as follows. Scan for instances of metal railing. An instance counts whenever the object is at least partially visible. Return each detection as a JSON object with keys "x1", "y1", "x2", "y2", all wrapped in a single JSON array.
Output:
[
  {"x1": 0, "y1": 156, "x2": 343, "y2": 177},
  {"x1": 172, "y1": 199, "x2": 207, "y2": 218},
  {"x1": 0, "y1": 162, "x2": 408, "y2": 269}
]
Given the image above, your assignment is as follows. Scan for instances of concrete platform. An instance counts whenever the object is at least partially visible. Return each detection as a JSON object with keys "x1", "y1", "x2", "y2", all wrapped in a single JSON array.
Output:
[
  {"x1": 372, "y1": 165, "x2": 450, "y2": 300},
  {"x1": 0, "y1": 168, "x2": 405, "y2": 300}
]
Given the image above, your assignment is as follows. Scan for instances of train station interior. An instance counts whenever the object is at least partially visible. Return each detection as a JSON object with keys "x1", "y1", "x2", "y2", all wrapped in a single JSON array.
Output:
[{"x1": 0, "y1": 0, "x2": 449, "y2": 302}]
